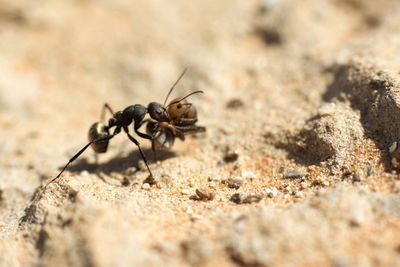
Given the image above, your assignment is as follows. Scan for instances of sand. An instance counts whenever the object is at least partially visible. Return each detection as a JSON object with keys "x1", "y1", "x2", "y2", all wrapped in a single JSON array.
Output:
[{"x1": 1, "y1": 0, "x2": 400, "y2": 266}]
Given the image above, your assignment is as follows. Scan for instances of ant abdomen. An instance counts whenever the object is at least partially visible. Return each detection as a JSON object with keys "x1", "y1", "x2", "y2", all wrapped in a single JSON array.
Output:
[{"x1": 88, "y1": 122, "x2": 110, "y2": 153}]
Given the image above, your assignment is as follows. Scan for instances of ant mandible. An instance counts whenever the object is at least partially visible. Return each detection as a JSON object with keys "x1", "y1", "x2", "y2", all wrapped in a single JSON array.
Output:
[{"x1": 45, "y1": 69, "x2": 202, "y2": 188}]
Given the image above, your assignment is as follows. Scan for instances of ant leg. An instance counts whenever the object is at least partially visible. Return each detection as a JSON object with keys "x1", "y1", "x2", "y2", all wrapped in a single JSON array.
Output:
[
  {"x1": 175, "y1": 125, "x2": 206, "y2": 134},
  {"x1": 134, "y1": 121, "x2": 153, "y2": 140},
  {"x1": 175, "y1": 118, "x2": 198, "y2": 126},
  {"x1": 91, "y1": 103, "x2": 114, "y2": 163},
  {"x1": 100, "y1": 103, "x2": 115, "y2": 122},
  {"x1": 151, "y1": 140, "x2": 158, "y2": 162},
  {"x1": 45, "y1": 128, "x2": 120, "y2": 188},
  {"x1": 137, "y1": 119, "x2": 158, "y2": 161},
  {"x1": 123, "y1": 127, "x2": 153, "y2": 178}
]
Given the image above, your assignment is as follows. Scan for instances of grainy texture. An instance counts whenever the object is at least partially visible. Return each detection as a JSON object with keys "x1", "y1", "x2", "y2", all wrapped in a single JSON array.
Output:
[{"x1": 1, "y1": 0, "x2": 400, "y2": 266}]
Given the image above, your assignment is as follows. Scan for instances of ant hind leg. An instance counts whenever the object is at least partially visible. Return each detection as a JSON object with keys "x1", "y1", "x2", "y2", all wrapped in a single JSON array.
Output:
[{"x1": 100, "y1": 103, "x2": 115, "y2": 122}]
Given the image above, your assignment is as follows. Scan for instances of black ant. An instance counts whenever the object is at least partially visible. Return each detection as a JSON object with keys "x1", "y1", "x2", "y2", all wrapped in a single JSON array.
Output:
[{"x1": 45, "y1": 69, "x2": 204, "y2": 188}]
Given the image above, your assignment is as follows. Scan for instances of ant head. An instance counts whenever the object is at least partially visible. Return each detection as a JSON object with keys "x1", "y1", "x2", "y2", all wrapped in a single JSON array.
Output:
[
  {"x1": 148, "y1": 102, "x2": 169, "y2": 122},
  {"x1": 167, "y1": 98, "x2": 192, "y2": 121}
]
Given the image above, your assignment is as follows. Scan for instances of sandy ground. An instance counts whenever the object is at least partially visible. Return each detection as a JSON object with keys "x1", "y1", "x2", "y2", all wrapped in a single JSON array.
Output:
[{"x1": 1, "y1": 0, "x2": 400, "y2": 266}]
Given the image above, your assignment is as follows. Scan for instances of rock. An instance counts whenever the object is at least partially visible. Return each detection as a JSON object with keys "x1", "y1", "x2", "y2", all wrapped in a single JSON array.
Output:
[
  {"x1": 223, "y1": 151, "x2": 239, "y2": 163},
  {"x1": 230, "y1": 193, "x2": 243, "y2": 204},
  {"x1": 265, "y1": 187, "x2": 278, "y2": 198},
  {"x1": 230, "y1": 193, "x2": 263, "y2": 204},
  {"x1": 137, "y1": 160, "x2": 147, "y2": 171},
  {"x1": 226, "y1": 98, "x2": 245, "y2": 109},
  {"x1": 297, "y1": 102, "x2": 365, "y2": 166},
  {"x1": 242, "y1": 195, "x2": 263, "y2": 204},
  {"x1": 191, "y1": 188, "x2": 215, "y2": 201},
  {"x1": 325, "y1": 61, "x2": 400, "y2": 146},
  {"x1": 223, "y1": 178, "x2": 242, "y2": 189},
  {"x1": 124, "y1": 167, "x2": 137, "y2": 175},
  {"x1": 389, "y1": 142, "x2": 398, "y2": 154},
  {"x1": 121, "y1": 177, "x2": 130, "y2": 186},
  {"x1": 181, "y1": 189, "x2": 191, "y2": 195},
  {"x1": 317, "y1": 102, "x2": 336, "y2": 117},
  {"x1": 282, "y1": 169, "x2": 308, "y2": 179},
  {"x1": 141, "y1": 183, "x2": 151, "y2": 190},
  {"x1": 241, "y1": 170, "x2": 256, "y2": 180}
]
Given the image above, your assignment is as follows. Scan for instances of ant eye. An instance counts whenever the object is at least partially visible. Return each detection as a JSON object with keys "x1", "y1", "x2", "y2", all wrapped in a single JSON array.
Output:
[{"x1": 177, "y1": 104, "x2": 182, "y2": 109}]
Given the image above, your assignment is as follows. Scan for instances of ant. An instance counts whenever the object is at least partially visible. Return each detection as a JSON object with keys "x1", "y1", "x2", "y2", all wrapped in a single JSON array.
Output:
[
  {"x1": 145, "y1": 89, "x2": 206, "y2": 154},
  {"x1": 45, "y1": 69, "x2": 204, "y2": 188}
]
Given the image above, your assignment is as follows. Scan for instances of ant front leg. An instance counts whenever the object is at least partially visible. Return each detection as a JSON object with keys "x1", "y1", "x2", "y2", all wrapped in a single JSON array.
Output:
[
  {"x1": 123, "y1": 127, "x2": 154, "y2": 179},
  {"x1": 134, "y1": 121, "x2": 153, "y2": 141},
  {"x1": 175, "y1": 125, "x2": 206, "y2": 134},
  {"x1": 134, "y1": 121, "x2": 158, "y2": 161}
]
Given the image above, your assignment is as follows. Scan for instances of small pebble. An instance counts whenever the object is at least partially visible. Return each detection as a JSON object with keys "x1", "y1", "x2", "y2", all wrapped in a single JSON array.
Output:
[
  {"x1": 230, "y1": 193, "x2": 263, "y2": 204},
  {"x1": 242, "y1": 195, "x2": 263, "y2": 204},
  {"x1": 192, "y1": 188, "x2": 215, "y2": 201},
  {"x1": 208, "y1": 181, "x2": 217, "y2": 188},
  {"x1": 300, "y1": 182, "x2": 308, "y2": 190},
  {"x1": 367, "y1": 165, "x2": 374, "y2": 176},
  {"x1": 230, "y1": 193, "x2": 242, "y2": 204},
  {"x1": 241, "y1": 170, "x2": 256, "y2": 180},
  {"x1": 292, "y1": 191, "x2": 304, "y2": 198},
  {"x1": 67, "y1": 188, "x2": 78, "y2": 202},
  {"x1": 283, "y1": 169, "x2": 308, "y2": 179},
  {"x1": 389, "y1": 142, "x2": 398, "y2": 153},
  {"x1": 208, "y1": 176, "x2": 222, "y2": 182},
  {"x1": 144, "y1": 176, "x2": 157, "y2": 185},
  {"x1": 352, "y1": 172, "x2": 363, "y2": 182},
  {"x1": 121, "y1": 177, "x2": 130, "y2": 186},
  {"x1": 80, "y1": 170, "x2": 90, "y2": 177},
  {"x1": 392, "y1": 157, "x2": 400, "y2": 169},
  {"x1": 265, "y1": 187, "x2": 278, "y2": 198},
  {"x1": 137, "y1": 160, "x2": 147, "y2": 171},
  {"x1": 142, "y1": 183, "x2": 151, "y2": 190},
  {"x1": 185, "y1": 208, "x2": 193, "y2": 215},
  {"x1": 393, "y1": 181, "x2": 400, "y2": 193},
  {"x1": 181, "y1": 189, "x2": 191, "y2": 195},
  {"x1": 280, "y1": 184, "x2": 292, "y2": 193},
  {"x1": 317, "y1": 102, "x2": 336, "y2": 117},
  {"x1": 322, "y1": 180, "x2": 330, "y2": 187},
  {"x1": 110, "y1": 172, "x2": 123, "y2": 180},
  {"x1": 223, "y1": 178, "x2": 242, "y2": 189},
  {"x1": 312, "y1": 178, "x2": 329, "y2": 187},
  {"x1": 226, "y1": 98, "x2": 245, "y2": 109},
  {"x1": 223, "y1": 151, "x2": 239, "y2": 163},
  {"x1": 124, "y1": 167, "x2": 137, "y2": 175}
]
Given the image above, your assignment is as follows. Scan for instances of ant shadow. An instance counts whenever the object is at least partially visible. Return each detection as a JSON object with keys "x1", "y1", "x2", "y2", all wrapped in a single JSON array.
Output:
[{"x1": 64, "y1": 148, "x2": 176, "y2": 179}]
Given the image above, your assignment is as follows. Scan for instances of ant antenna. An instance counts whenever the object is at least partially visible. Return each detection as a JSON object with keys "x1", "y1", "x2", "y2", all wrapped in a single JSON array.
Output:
[
  {"x1": 166, "y1": 90, "x2": 204, "y2": 108},
  {"x1": 163, "y1": 68, "x2": 188, "y2": 107}
]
